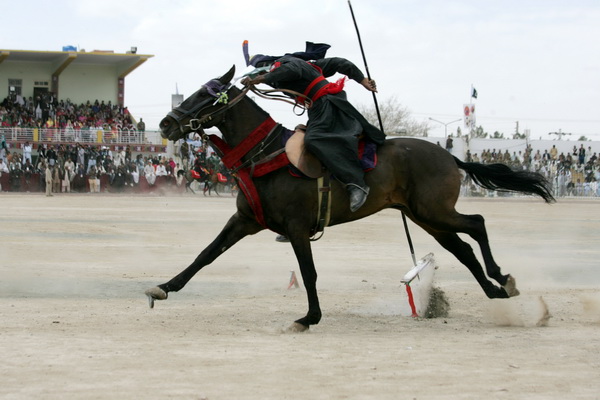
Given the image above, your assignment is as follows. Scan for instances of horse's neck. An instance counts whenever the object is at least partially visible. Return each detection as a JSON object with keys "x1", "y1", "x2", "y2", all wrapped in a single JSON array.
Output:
[{"x1": 217, "y1": 95, "x2": 271, "y2": 146}]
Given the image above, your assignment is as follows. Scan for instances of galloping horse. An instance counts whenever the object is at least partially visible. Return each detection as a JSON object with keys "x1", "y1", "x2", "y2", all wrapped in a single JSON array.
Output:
[
  {"x1": 146, "y1": 65, "x2": 554, "y2": 331},
  {"x1": 178, "y1": 168, "x2": 220, "y2": 196}
]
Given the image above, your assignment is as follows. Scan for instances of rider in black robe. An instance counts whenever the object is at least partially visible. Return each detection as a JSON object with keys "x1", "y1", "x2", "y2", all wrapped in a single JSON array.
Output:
[{"x1": 242, "y1": 55, "x2": 385, "y2": 212}]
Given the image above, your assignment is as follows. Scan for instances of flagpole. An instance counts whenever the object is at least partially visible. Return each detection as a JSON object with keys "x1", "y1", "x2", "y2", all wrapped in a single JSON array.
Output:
[{"x1": 469, "y1": 84, "x2": 477, "y2": 137}]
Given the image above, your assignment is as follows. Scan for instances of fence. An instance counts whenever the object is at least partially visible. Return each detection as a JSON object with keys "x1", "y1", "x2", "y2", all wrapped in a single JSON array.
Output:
[{"x1": 0, "y1": 127, "x2": 165, "y2": 146}]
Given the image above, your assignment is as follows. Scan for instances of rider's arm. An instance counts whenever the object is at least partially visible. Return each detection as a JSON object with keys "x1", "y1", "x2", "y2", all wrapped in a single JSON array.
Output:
[{"x1": 316, "y1": 57, "x2": 377, "y2": 93}]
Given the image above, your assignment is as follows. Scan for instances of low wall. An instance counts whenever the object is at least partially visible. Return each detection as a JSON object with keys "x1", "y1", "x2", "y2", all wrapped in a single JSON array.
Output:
[{"x1": 0, "y1": 173, "x2": 184, "y2": 194}]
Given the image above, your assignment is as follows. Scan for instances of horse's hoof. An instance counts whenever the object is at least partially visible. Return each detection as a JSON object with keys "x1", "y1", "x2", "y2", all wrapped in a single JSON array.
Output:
[
  {"x1": 146, "y1": 294, "x2": 155, "y2": 308},
  {"x1": 145, "y1": 287, "x2": 168, "y2": 309},
  {"x1": 285, "y1": 322, "x2": 309, "y2": 333},
  {"x1": 503, "y1": 275, "x2": 520, "y2": 297}
]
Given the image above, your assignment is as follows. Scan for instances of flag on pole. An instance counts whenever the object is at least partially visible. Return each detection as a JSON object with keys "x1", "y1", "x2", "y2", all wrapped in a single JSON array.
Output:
[
  {"x1": 463, "y1": 103, "x2": 476, "y2": 130},
  {"x1": 471, "y1": 86, "x2": 478, "y2": 99}
]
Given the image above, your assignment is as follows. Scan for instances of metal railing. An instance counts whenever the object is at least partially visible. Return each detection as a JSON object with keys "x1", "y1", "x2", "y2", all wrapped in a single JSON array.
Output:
[{"x1": 0, "y1": 127, "x2": 164, "y2": 145}]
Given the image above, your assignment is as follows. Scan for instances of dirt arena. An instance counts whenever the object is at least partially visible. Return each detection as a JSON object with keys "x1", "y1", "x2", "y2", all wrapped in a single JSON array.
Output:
[{"x1": 1, "y1": 193, "x2": 599, "y2": 399}]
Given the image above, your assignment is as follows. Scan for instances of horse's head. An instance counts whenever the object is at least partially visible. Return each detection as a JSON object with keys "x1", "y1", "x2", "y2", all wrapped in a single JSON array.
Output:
[{"x1": 159, "y1": 65, "x2": 236, "y2": 141}]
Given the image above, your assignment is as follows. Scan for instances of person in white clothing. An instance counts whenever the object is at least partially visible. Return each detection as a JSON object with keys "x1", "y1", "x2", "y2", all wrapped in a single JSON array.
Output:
[
  {"x1": 61, "y1": 165, "x2": 72, "y2": 193},
  {"x1": 155, "y1": 162, "x2": 167, "y2": 177},
  {"x1": 22, "y1": 141, "x2": 32, "y2": 165},
  {"x1": 144, "y1": 161, "x2": 156, "y2": 185},
  {"x1": 130, "y1": 164, "x2": 140, "y2": 184}
]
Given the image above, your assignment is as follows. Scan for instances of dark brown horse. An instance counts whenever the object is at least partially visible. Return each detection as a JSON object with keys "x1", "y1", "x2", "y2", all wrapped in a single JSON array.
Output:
[{"x1": 146, "y1": 66, "x2": 554, "y2": 331}]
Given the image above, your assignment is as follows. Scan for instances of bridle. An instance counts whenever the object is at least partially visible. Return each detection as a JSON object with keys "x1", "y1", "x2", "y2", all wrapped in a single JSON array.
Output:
[{"x1": 166, "y1": 79, "x2": 250, "y2": 136}]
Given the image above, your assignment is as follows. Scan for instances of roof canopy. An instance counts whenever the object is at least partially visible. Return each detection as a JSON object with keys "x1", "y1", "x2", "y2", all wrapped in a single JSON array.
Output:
[{"x1": 0, "y1": 49, "x2": 154, "y2": 78}]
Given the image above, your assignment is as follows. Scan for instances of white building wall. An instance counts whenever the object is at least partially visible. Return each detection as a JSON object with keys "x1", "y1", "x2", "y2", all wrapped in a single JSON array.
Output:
[
  {"x1": 0, "y1": 61, "x2": 53, "y2": 98},
  {"x1": 1, "y1": 60, "x2": 118, "y2": 104},
  {"x1": 59, "y1": 64, "x2": 118, "y2": 104},
  {"x1": 401, "y1": 136, "x2": 599, "y2": 162}
]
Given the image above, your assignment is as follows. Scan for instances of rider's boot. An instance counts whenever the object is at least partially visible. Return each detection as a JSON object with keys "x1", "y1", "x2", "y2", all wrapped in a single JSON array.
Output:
[{"x1": 346, "y1": 183, "x2": 370, "y2": 212}]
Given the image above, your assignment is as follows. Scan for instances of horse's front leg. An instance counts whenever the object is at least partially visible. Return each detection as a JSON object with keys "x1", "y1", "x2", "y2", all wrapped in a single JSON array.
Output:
[
  {"x1": 145, "y1": 212, "x2": 263, "y2": 308},
  {"x1": 286, "y1": 230, "x2": 322, "y2": 332}
]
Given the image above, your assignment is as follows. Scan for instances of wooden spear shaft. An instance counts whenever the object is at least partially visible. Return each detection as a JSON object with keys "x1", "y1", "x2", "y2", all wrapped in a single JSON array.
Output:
[{"x1": 347, "y1": 0, "x2": 418, "y2": 267}]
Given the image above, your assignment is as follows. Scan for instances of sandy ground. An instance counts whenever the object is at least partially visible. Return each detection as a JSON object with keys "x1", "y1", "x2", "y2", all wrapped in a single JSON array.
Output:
[{"x1": 1, "y1": 192, "x2": 599, "y2": 400}]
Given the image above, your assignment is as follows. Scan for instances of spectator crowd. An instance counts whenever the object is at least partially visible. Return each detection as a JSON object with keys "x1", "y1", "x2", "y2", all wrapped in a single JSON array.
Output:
[
  {"x1": 463, "y1": 143, "x2": 600, "y2": 197},
  {"x1": 0, "y1": 135, "x2": 233, "y2": 195},
  {"x1": 1, "y1": 93, "x2": 145, "y2": 142}
]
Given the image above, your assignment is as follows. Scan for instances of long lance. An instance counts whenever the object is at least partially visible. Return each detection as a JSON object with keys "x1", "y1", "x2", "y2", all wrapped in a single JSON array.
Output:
[
  {"x1": 347, "y1": 0, "x2": 384, "y2": 132},
  {"x1": 347, "y1": 0, "x2": 417, "y2": 267}
]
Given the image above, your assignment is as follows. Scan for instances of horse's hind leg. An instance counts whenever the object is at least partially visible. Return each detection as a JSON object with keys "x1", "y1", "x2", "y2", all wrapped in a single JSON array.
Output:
[
  {"x1": 186, "y1": 182, "x2": 195, "y2": 194},
  {"x1": 427, "y1": 230, "x2": 510, "y2": 299},
  {"x1": 459, "y1": 214, "x2": 510, "y2": 283},
  {"x1": 145, "y1": 212, "x2": 263, "y2": 307},
  {"x1": 460, "y1": 213, "x2": 520, "y2": 297}
]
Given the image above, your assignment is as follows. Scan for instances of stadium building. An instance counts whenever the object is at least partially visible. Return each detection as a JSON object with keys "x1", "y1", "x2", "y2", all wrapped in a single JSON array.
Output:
[{"x1": 0, "y1": 46, "x2": 166, "y2": 149}]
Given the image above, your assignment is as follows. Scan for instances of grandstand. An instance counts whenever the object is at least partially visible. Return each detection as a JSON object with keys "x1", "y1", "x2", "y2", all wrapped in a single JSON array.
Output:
[{"x1": 0, "y1": 47, "x2": 165, "y2": 151}]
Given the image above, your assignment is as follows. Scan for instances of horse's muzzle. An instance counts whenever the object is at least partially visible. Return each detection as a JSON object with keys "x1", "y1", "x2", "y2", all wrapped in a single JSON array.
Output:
[{"x1": 159, "y1": 117, "x2": 181, "y2": 141}]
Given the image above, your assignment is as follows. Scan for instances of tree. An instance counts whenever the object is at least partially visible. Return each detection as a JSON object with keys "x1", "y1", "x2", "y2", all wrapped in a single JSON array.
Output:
[
  {"x1": 470, "y1": 125, "x2": 487, "y2": 138},
  {"x1": 578, "y1": 136, "x2": 589, "y2": 141},
  {"x1": 356, "y1": 96, "x2": 429, "y2": 136}
]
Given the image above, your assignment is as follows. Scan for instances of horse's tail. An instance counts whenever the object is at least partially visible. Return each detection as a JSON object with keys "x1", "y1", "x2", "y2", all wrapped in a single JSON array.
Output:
[{"x1": 454, "y1": 157, "x2": 555, "y2": 203}]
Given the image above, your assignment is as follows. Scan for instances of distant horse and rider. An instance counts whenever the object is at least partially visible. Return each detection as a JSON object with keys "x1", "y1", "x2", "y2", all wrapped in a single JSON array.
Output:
[
  {"x1": 146, "y1": 63, "x2": 554, "y2": 332},
  {"x1": 178, "y1": 167, "x2": 236, "y2": 196}
]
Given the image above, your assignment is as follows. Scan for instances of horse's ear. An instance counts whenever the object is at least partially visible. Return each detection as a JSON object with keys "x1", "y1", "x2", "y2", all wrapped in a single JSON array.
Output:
[{"x1": 220, "y1": 65, "x2": 236, "y2": 84}]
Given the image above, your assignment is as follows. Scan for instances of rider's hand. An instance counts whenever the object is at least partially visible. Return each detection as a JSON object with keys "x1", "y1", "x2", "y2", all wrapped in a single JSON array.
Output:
[
  {"x1": 241, "y1": 75, "x2": 265, "y2": 86},
  {"x1": 361, "y1": 78, "x2": 377, "y2": 93}
]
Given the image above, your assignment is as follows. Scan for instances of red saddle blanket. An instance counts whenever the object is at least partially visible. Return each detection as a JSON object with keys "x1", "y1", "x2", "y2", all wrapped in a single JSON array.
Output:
[{"x1": 217, "y1": 173, "x2": 228, "y2": 183}]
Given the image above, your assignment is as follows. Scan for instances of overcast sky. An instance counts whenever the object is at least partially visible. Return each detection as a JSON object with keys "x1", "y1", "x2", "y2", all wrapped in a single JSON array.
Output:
[{"x1": 3, "y1": 0, "x2": 599, "y2": 140}]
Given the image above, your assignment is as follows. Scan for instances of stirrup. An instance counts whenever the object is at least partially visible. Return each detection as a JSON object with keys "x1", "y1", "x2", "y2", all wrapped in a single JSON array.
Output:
[{"x1": 346, "y1": 183, "x2": 369, "y2": 195}]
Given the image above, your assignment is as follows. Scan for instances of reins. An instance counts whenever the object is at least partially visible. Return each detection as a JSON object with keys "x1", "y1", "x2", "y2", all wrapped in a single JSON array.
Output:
[{"x1": 249, "y1": 86, "x2": 313, "y2": 116}]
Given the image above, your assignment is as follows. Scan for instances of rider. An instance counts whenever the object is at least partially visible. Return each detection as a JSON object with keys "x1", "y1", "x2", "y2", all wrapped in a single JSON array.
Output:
[
  {"x1": 192, "y1": 153, "x2": 207, "y2": 180},
  {"x1": 241, "y1": 42, "x2": 386, "y2": 212}
]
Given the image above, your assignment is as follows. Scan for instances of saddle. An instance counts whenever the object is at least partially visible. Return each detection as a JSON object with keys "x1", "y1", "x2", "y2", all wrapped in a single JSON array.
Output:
[
  {"x1": 217, "y1": 173, "x2": 228, "y2": 183},
  {"x1": 282, "y1": 128, "x2": 378, "y2": 179},
  {"x1": 284, "y1": 130, "x2": 323, "y2": 178},
  {"x1": 281, "y1": 127, "x2": 379, "y2": 237}
]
